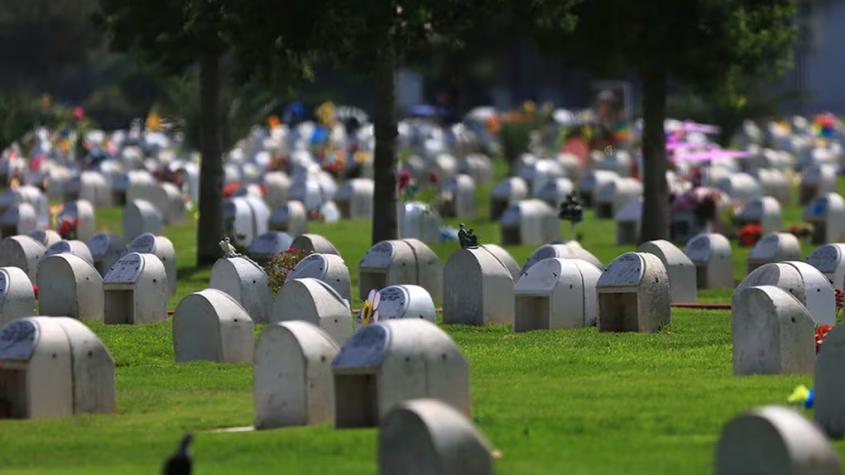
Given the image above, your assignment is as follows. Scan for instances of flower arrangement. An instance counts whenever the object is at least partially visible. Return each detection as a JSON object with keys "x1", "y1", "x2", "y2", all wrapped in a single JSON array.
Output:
[
  {"x1": 265, "y1": 246, "x2": 313, "y2": 294},
  {"x1": 737, "y1": 224, "x2": 762, "y2": 247},
  {"x1": 222, "y1": 181, "x2": 241, "y2": 198},
  {"x1": 57, "y1": 217, "x2": 80, "y2": 240},
  {"x1": 788, "y1": 223, "x2": 813, "y2": 240}
]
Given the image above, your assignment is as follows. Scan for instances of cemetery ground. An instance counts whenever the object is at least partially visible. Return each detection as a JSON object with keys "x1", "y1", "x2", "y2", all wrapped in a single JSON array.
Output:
[{"x1": 2, "y1": 180, "x2": 844, "y2": 474}]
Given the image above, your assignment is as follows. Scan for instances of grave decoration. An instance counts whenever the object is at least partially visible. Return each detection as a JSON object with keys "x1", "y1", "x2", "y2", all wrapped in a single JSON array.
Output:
[
  {"x1": 358, "y1": 239, "x2": 442, "y2": 304},
  {"x1": 36, "y1": 253, "x2": 103, "y2": 322},
  {"x1": 172, "y1": 289, "x2": 254, "y2": 363},
  {"x1": 332, "y1": 320, "x2": 469, "y2": 428},
  {"x1": 746, "y1": 232, "x2": 801, "y2": 273},
  {"x1": 28, "y1": 230, "x2": 61, "y2": 249},
  {"x1": 636, "y1": 240, "x2": 697, "y2": 303},
  {"x1": 522, "y1": 241, "x2": 602, "y2": 272},
  {"x1": 736, "y1": 196, "x2": 782, "y2": 236},
  {"x1": 716, "y1": 406, "x2": 840, "y2": 475},
  {"x1": 123, "y1": 199, "x2": 163, "y2": 240},
  {"x1": 803, "y1": 192, "x2": 845, "y2": 245},
  {"x1": 126, "y1": 233, "x2": 177, "y2": 297},
  {"x1": 443, "y1": 245, "x2": 515, "y2": 325},
  {"x1": 614, "y1": 197, "x2": 642, "y2": 245},
  {"x1": 499, "y1": 199, "x2": 560, "y2": 246},
  {"x1": 0, "y1": 235, "x2": 44, "y2": 281},
  {"x1": 291, "y1": 234, "x2": 340, "y2": 255},
  {"x1": 360, "y1": 285, "x2": 436, "y2": 323},
  {"x1": 254, "y1": 321, "x2": 339, "y2": 429},
  {"x1": 286, "y1": 253, "x2": 352, "y2": 304},
  {"x1": 272, "y1": 275, "x2": 353, "y2": 343},
  {"x1": 808, "y1": 244, "x2": 845, "y2": 288},
  {"x1": 0, "y1": 203, "x2": 37, "y2": 238},
  {"x1": 246, "y1": 231, "x2": 294, "y2": 264},
  {"x1": 489, "y1": 176, "x2": 528, "y2": 220},
  {"x1": 735, "y1": 261, "x2": 835, "y2": 325},
  {"x1": 0, "y1": 267, "x2": 35, "y2": 325},
  {"x1": 210, "y1": 255, "x2": 271, "y2": 324},
  {"x1": 55, "y1": 200, "x2": 96, "y2": 241},
  {"x1": 514, "y1": 258, "x2": 601, "y2": 331},
  {"x1": 814, "y1": 324, "x2": 845, "y2": 439},
  {"x1": 557, "y1": 193, "x2": 584, "y2": 242},
  {"x1": 0, "y1": 317, "x2": 115, "y2": 418},
  {"x1": 684, "y1": 233, "x2": 734, "y2": 289},
  {"x1": 379, "y1": 399, "x2": 494, "y2": 475},
  {"x1": 269, "y1": 201, "x2": 308, "y2": 237},
  {"x1": 438, "y1": 174, "x2": 476, "y2": 219},
  {"x1": 596, "y1": 252, "x2": 671, "y2": 333},
  {"x1": 103, "y1": 252, "x2": 168, "y2": 325},
  {"x1": 86, "y1": 233, "x2": 125, "y2": 276},
  {"x1": 732, "y1": 285, "x2": 815, "y2": 375}
]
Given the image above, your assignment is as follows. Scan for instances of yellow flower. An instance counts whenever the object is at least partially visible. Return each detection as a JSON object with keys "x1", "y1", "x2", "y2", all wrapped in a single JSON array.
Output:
[{"x1": 146, "y1": 112, "x2": 161, "y2": 131}]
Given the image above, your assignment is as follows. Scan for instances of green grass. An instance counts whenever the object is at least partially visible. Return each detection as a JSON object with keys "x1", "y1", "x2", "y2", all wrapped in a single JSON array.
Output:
[{"x1": 2, "y1": 174, "x2": 845, "y2": 474}]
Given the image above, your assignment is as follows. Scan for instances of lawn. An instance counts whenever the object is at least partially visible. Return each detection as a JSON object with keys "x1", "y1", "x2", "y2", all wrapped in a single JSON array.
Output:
[{"x1": 0, "y1": 175, "x2": 841, "y2": 474}]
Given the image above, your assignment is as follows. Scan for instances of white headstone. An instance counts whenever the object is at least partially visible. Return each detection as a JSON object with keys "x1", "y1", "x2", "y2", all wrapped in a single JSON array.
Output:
[
  {"x1": 738, "y1": 196, "x2": 782, "y2": 235},
  {"x1": 499, "y1": 199, "x2": 560, "y2": 246},
  {"x1": 269, "y1": 201, "x2": 308, "y2": 237},
  {"x1": 172, "y1": 288, "x2": 254, "y2": 363},
  {"x1": 514, "y1": 258, "x2": 601, "y2": 331},
  {"x1": 489, "y1": 177, "x2": 528, "y2": 219},
  {"x1": 637, "y1": 240, "x2": 698, "y2": 303},
  {"x1": 36, "y1": 254, "x2": 103, "y2": 322},
  {"x1": 123, "y1": 199, "x2": 163, "y2": 240},
  {"x1": 808, "y1": 243, "x2": 845, "y2": 289},
  {"x1": 735, "y1": 261, "x2": 836, "y2": 325},
  {"x1": 596, "y1": 252, "x2": 670, "y2": 333},
  {"x1": 0, "y1": 203, "x2": 37, "y2": 238},
  {"x1": 803, "y1": 193, "x2": 845, "y2": 245},
  {"x1": 291, "y1": 234, "x2": 340, "y2": 256},
  {"x1": 103, "y1": 252, "x2": 168, "y2": 325},
  {"x1": 271, "y1": 277, "x2": 354, "y2": 344},
  {"x1": 438, "y1": 174, "x2": 476, "y2": 219},
  {"x1": 0, "y1": 236, "x2": 45, "y2": 281},
  {"x1": 246, "y1": 231, "x2": 294, "y2": 262},
  {"x1": 0, "y1": 267, "x2": 35, "y2": 325},
  {"x1": 684, "y1": 233, "x2": 733, "y2": 289},
  {"x1": 443, "y1": 246, "x2": 515, "y2": 325},
  {"x1": 287, "y1": 253, "x2": 352, "y2": 304},
  {"x1": 334, "y1": 178, "x2": 374, "y2": 220},
  {"x1": 86, "y1": 233, "x2": 125, "y2": 276},
  {"x1": 126, "y1": 233, "x2": 177, "y2": 297},
  {"x1": 614, "y1": 197, "x2": 642, "y2": 245},
  {"x1": 210, "y1": 256, "x2": 271, "y2": 324},
  {"x1": 358, "y1": 239, "x2": 442, "y2": 304}
]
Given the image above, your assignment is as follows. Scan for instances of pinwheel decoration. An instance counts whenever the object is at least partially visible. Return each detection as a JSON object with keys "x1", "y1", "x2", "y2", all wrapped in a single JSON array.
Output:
[{"x1": 358, "y1": 289, "x2": 381, "y2": 325}]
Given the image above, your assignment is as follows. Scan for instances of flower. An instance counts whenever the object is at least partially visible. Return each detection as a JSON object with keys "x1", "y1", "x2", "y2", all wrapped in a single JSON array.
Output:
[
  {"x1": 836, "y1": 288, "x2": 844, "y2": 311},
  {"x1": 427, "y1": 170, "x2": 440, "y2": 186},
  {"x1": 58, "y1": 218, "x2": 79, "y2": 240},
  {"x1": 816, "y1": 324, "x2": 833, "y2": 353},
  {"x1": 398, "y1": 170, "x2": 412, "y2": 191},
  {"x1": 738, "y1": 224, "x2": 763, "y2": 247},
  {"x1": 222, "y1": 181, "x2": 240, "y2": 198},
  {"x1": 31, "y1": 284, "x2": 38, "y2": 298}
]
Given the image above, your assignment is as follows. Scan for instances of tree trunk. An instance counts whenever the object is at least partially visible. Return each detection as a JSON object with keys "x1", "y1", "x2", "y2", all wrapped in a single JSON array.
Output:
[
  {"x1": 371, "y1": 43, "x2": 399, "y2": 244},
  {"x1": 196, "y1": 48, "x2": 225, "y2": 265},
  {"x1": 639, "y1": 68, "x2": 669, "y2": 243}
]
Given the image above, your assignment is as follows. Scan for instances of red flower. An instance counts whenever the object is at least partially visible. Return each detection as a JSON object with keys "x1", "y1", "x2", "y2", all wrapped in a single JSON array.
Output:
[
  {"x1": 222, "y1": 181, "x2": 240, "y2": 198},
  {"x1": 817, "y1": 324, "x2": 833, "y2": 353},
  {"x1": 428, "y1": 170, "x2": 440, "y2": 185},
  {"x1": 738, "y1": 224, "x2": 763, "y2": 247},
  {"x1": 836, "y1": 288, "x2": 844, "y2": 311},
  {"x1": 58, "y1": 218, "x2": 79, "y2": 240},
  {"x1": 398, "y1": 170, "x2": 412, "y2": 191},
  {"x1": 31, "y1": 284, "x2": 38, "y2": 298}
]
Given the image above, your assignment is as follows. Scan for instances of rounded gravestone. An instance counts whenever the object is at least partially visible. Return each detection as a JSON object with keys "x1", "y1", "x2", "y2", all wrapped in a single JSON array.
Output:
[
  {"x1": 173, "y1": 288, "x2": 254, "y2": 363},
  {"x1": 0, "y1": 266, "x2": 35, "y2": 325},
  {"x1": 287, "y1": 253, "x2": 352, "y2": 303}
]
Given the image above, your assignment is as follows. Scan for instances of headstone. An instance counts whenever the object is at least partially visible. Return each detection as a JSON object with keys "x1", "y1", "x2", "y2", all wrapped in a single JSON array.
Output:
[
  {"x1": 400, "y1": 202, "x2": 442, "y2": 243},
  {"x1": 126, "y1": 233, "x2": 177, "y2": 297},
  {"x1": 172, "y1": 288, "x2": 254, "y2": 363},
  {"x1": 66, "y1": 171, "x2": 111, "y2": 207},
  {"x1": 522, "y1": 241, "x2": 603, "y2": 272},
  {"x1": 637, "y1": 240, "x2": 698, "y2": 303},
  {"x1": 578, "y1": 169, "x2": 618, "y2": 208},
  {"x1": 614, "y1": 197, "x2": 642, "y2": 245},
  {"x1": 44, "y1": 239, "x2": 95, "y2": 268},
  {"x1": 478, "y1": 243, "x2": 521, "y2": 281},
  {"x1": 379, "y1": 399, "x2": 493, "y2": 475},
  {"x1": 737, "y1": 196, "x2": 782, "y2": 235},
  {"x1": 55, "y1": 200, "x2": 96, "y2": 241},
  {"x1": 269, "y1": 201, "x2": 308, "y2": 237},
  {"x1": 263, "y1": 171, "x2": 291, "y2": 209},
  {"x1": 756, "y1": 168, "x2": 791, "y2": 204},
  {"x1": 714, "y1": 172, "x2": 762, "y2": 206},
  {"x1": 291, "y1": 233, "x2": 340, "y2": 255},
  {"x1": 595, "y1": 177, "x2": 642, "y2": 219},
  {"x1": 596, "y1": 252, "x2": 671, "y2": 333},
  {"x1": 358, "y1": 239, "x2": 443, "y2": 304},
  {"x1": 732, "y1": 285, "x2": 815, "y2": 375},
  {"x1": 0, "y1": 203, "x2": 36, "y2": 238},
  {"x1": 253, "y1": 321, "x2": 339, "y2": 429},
  {"x1": 160, "y1": 182, "x2": 187, "y2": 224},
  {"x1": 489, "y1": 177, "x2": 528, "y2": 220},
  {"x1": 36, "y1": 254, "x2": 103, "y2": 321},
  {"x1": 459, "y1": 153, "x2": 494, "y2": 184},
  {"x1": 0, "y1": 236, "x2": 45, "y2": 281},
  {"x1": 443, "y1": 246, "x2": 515, "y2": 325},
  {"x1": 815, "y1": 324, "x2": 845, "y2": 438},
  {"x1": 735, "y1": 261, "x2": 836, "y2": 325},
  {"x1": 86, "y1": 233, "x2": 125, "y2": 276},
  {"x1": 10, "y1": 186, "x2": 49, "y2": 229},
  {"x1": 716, "y1": 406, "x2": 840, "y2": 475},
  {"x1": 287, "y1": 253, "x2": 352, "y2": 303},
  {"x1": 28, "y1": 229, "x2": 61, "y2": 249},
  {"x1": 800, "y1": 164, "x2": 837, "y2": 205},
  {"x1": 803, "y1": 193, "x2": 845, "y2": 245},
  {"x1": 246, "y1": 231, "x2": 294, "y2": 263},
  {"x1": 289, "y1": 175, "x2": 324, "y2": 211},
  {"x1": 103, "y1": 252, "x2": 168, "y2": 324},
  {"x1": 123, "y1": 199, "x2": 163, "y2": 240},
  {"x1": 0, "y1": 317, "x2": 115, "y2": 418},
  {"x1": 0, "y1": 267, "x2": 35, "y2": 325},
  {"x1": 808, "y1": 243, "x2": 845, "y2": 288},
  {"x1": 333, "y1": 320, "x2": 469, "y2": 428},
  {"x1": 210, "y1": 256, "x2": 271, "y2": 324},
  {"x1": 746, "y1": 232, "x2": 802, "y2": 273},
  {"x1": 438, "y1": 174, "x2": 476, "y2": 219},
  {"x1": 334, "y1": 178, "x2": 374, "y2": 219},
  {"x1": 527, "y1": 159, "x2": 565, "y2": 196},
  {"x1": 536, "y1": 177, "x2": 574, "y2": 209},
  {"x1": 499, "y1": 199, "x2": 560, "y2": 246},
  {"x1": 373, "y1": 285, "x2": 436, "y2": 322},
  {"x1": 684, "y1": 233, "x2": 733, "y2": 289},
  {"x1": 514, "y1": 258, "x2": 601, "y2": 331},
  {"x1": 271, "y1": 277, "x2": 354, "y2": 344}
]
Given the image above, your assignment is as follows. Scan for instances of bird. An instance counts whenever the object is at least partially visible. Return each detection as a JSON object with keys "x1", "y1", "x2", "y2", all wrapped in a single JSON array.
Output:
[
  {"x1": 163, "y1": 432, "x2": 193, "y2": 475},
  {"x1": 219, "y1": 236, "x2": 239, "y2": 258}
]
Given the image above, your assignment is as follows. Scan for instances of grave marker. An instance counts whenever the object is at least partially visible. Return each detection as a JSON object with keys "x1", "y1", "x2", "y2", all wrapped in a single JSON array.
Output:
[
  {"x1": 0, "y1": 236, "x2": 45, "y2": 281},
  {"x1": 271, "y1": 277, "x2": 353, "y2": 344},
  {"x1": 684, "y1": 233, "x2": 733, "y2": 289},
  {"x1": 803, "y1": 193, "x2": 845, "y2": 245},
  {"x1": 126, "y1": 233, "x2": 177, "y2": 297},
  {"x1": 637, "y1": 239, "x2": 698, "y2": 303},
  {"x1": 735, "y1": 261, "x2": 836, "y2": 325},
  {"x1": 172, "y1": 289, "x2": 254, "y2": 363},
  {"x1": 0, "y1": 267, "x2": 35, "y2": 325},
  {"x1": 86, "y1": 233, "x2": 125, "y2": 276},
  {"x1": 291, "y1": 233, "x2": 340, "y2": 255},
  {"x1": 269, "y1": 201, "x2": 308, "y2": 237},
  {"x1": 103, "y1": 252, "x2": 168, "y2": 325},
  {"x1": 596, "y1": 252, "x2": 670, "y2": 332},
  {"x1": 737, "y1": 196, "x2": 782, "y2": 235},
  {"x1": 334, "y1": 178, "x2": 374, "y2": 219},
  {"x1": 615, "y1": 197, "x2": 642, "y2": 245},
  {"x1": 123, "y1": 199, "x2": 163, "y2": 240},
  {"x1": 514, "y1": 258, "x2": 601, "y2": 331},
  {"x1": 808, "y1": 244, "x2": 845, "y2": 288},
  {"x1": 499, "y1": 199, "x2": 560, "y2": 246},
  {"x1": 358, "y1": 239, "x2": 443, "y2": 304},
  {"x1": 0, "y1": 203, "x2": 37, "y2": 238},
  {"x1": 210, "y1": 256, "x2": 271, "y2": 324},
  {"x1": 489, "y1": 177, "x2": 528, "y2": 220},
  {"x1": 443, "y1": 246, "x2": 516, "y2": 325},
  {"x1": 36, "y1": 254, "x2": 103, "y2": 321}
]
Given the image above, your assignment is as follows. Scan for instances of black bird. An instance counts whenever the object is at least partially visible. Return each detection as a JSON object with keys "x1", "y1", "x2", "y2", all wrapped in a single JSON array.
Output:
[
  {"x1": 163, "y1": 433, "x2": 193, "y2": 475},
  {"x1": 458, "y1": 223, "x2": 479, "y2": 249}
]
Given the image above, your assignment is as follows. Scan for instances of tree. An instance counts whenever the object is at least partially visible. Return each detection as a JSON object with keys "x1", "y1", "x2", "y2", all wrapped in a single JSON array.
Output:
[
  {"x1": 95, "y1": 0, "x2": 233, "y2": 265},
  {"x1": 536, "y1": 1, "x2": 796, "y2": 242}
]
